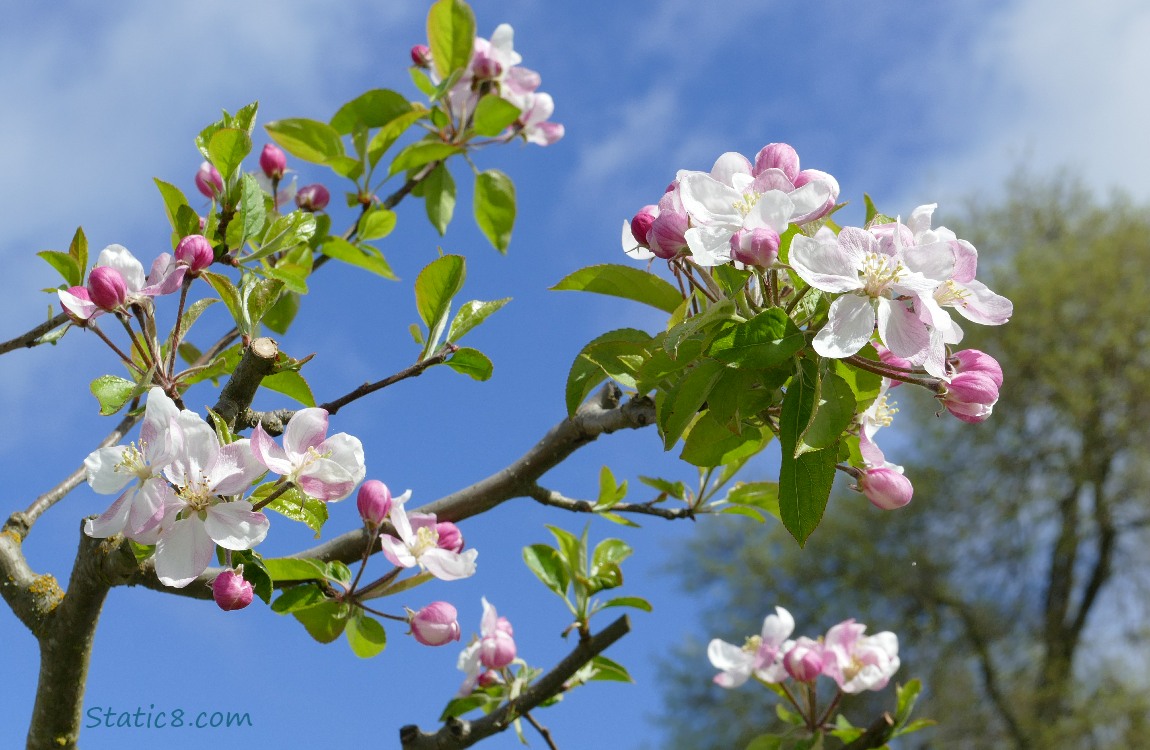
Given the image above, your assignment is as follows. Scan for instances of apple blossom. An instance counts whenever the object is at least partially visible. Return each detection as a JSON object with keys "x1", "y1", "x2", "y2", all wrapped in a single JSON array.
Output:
[
  {"x1": 251, "y1": 408, "x2": 366, "y2": 502},
  {"x1": 175, "y1": 234, "x2": 214, "y2": 275},
  {"x1": 83, "y1": 387, "x2": 182, "y2": 541},
  {"x1": 457, "y1": 598, "x2": 516, "y2": 694},
  {"x1": 194, "y1": 161, "x2": 223, "y2": 199},
  {"x1": 379, "y1": 493, "x2": 478, "y2": 581},
  {"x1": 86, "y1": 266, "x2": 128, "y2": 311},
  {"x1": 410, "y1": 44, "x2": 431, "y2": 68},
  {"x1": 707, "y1": 606, "x2": 794, "y2": 688},
  {"x1": 153, "y1": 409, "x2": 268, "y2": 587},
  {"x1": 59, "y1": 285, "x2": 97, "y2": 324},
  {"x1": 822, "y1": 619, "x2": 900, "y2": 693},
  {"x1": 212, "y1": 568, "x2": 254, "y2": 611},
  {"x1": 783, "y1": 636, "x2": 824, "y2": 682},
  {"x1": 410, "y1": 602, "x2": 462, "y2": 646},
  {"x1": 858, "y1": 466, "x2": 914, "y2": 510},
  {"x1": 940, "y1": 348, "x2": 1003, "y2": 423},
  {"x1": 433, "y1": 521, "x2": 464, "y2": 554}
]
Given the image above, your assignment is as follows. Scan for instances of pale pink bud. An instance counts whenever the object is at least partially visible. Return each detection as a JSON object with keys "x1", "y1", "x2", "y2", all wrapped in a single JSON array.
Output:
[
  {"x1": 753, "y1": 142, "x2": 800, "y2": 182},
  {"x1": 859, "y1": 467, "x2": 913, "y2": 510},
  {"x1": 259, "y1": 144, "x2": 287, "y2": 180},
  {"x1": 792, "y1": 169, "x2": 840, "y2": 223},
  {"x1": 629, "y1": 205, "x2": 658, "y2": 248},
  {"x1": 649, "y1": 190, "x2": 689, "y2": 259},
  {"x1": 730, "y1": 227, "x2": 780, "y2": 267},
  {"x1": 295, "y1": 184, "x2": 330, "y2": 212},
  {"x1": 87, "y1": 266, "x2": 127, "y2": 311},
  {"x1": 410, "y1": 44, "x2": 432, "y2": 68},
  {"x1": 212, "y1": 569, "x2": 254, "y2": 611},
  {"x1": 410, "y1": 602, "x2": 461, "y2": 646},
  {"x1": 477, "y1": 670, "x2": 503, "y2": 688},
  {"x1": 951, "y1": 349, "x2": 1003, "y2": 388},
  {"x1": 783, "y1": 637, "x2": 824, "y2": 682},
  {"x1": 195, "y1": 161, "x2": 224, "y2": 199},
  {"x1": 435, "y1": 521, "x2": 464, "y2": 553},
  {"x1": 473, "y1": 54, "x2": 503, "y2": 80},
  {"x1": 61, "y1": 286, "x2": 94, "y2": 323},
  {"x1": 357, "y1": 480, "x2": 393, "y2": 527},
  {"x1": 942, "y1": 349, "x2": 1002, "y2": 423},
  {"x1": 479, "y1": 628, "x2": 516, "y2": 669},
  {"x1": 175, "y1": 234, "x2": 214, "y2": 274}
]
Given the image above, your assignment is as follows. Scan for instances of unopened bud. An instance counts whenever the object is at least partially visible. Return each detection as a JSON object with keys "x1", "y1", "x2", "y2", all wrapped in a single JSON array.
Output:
[
  {"x1": 730, "y1": 227, "x2": 780, "y2": 267},
  {"x1": 410, "y1": 44, "x2": 432, "y2": 68},
  {"x1": 629, "y1": 205, "x2": 658, "y2": 248},
  {"x1": 259, "y1": 144, "x2": 287, "y2": 180},
  {"x1": 783, "y1": 638, "x2": 824, "y2": 682},
  {"x1": 859, "y1": 467, "x2": 913, "y2": 510},
  {"x1": 295, "y1": 184, "x2": 330, "y2": 212},
  {"x1": 87, "y1": 266, "x2": 128, "y2": 311},
  {"x1": 473, "y1": 54, "x2": 503, "y2": 80},
  {"x1": 175, "y1": 234, "x2": 214, "y2": 274},
  {"x1": 435, "y1": 521, "x2": 464, "y2": 553},
  {"x1": 212, "y1": 568, "x2": 254, "y2": 611},
  {"x1": 753, "y1": 142, "x2": 800, "y2": 182},
  {"x1": 195, "y1": 161, "x2": 224, "y2": 199},
  {"x1": 410, "y1": 602, "x2": 461, "y2": 646},
  {"x1": 357, "y1": 480, "x2": 393, "y2": 527}
]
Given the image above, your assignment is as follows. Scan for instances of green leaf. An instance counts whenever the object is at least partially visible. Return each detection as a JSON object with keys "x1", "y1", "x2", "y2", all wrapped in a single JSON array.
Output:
[
  {"x1": 835, "y1": 352, "x2": 883, "y2": 411},
  {"x1": 208, "y1": 127, "x2": 252, "y2": 179},
  {"x1": 778, "y1": 359, "x2": 838, "y2": 545},
  {"x1": 547, "y1": 525, "x2": 586, "y2": 578},
  {"x1": 320, "y1": 237, "x2": 397, "y2": 280},
  {"x1": 263, "y1": 291, "x2": 300, "y2": 335},
  {"x1": 265, "y1": 486, "x2": 329, "y2": 537},
  {"x1": 551, "y1": 264, "x2": 682, "y2": 314},
  {"x1": 367, "y1": 107, "x2": 429, "y2": 168},
  {"x1": 723, "y1": 481, "x2": 781, "y2": 521},
  {"x1": 265, "y1": 118, "x2": 345, "y2": 164},
  {"x1": 638, "y1": 475, "x2": 685, "y2": 501},
  {"x1": 388, "y1": 141, "x2": 464, "y2": 178},
  {"x1": 427, "y1": 0, "x2": 476, "y2": 80},
  {"x1": 357, "y1": 207, "x2": 397, "y2": 241},
  {"x1": 246, "y1": 211, "x2": 318, "y2": 263},
  {"x1": 583, "y1": 655, "x2": 633, "y2": 683},
  {"x1": 263, "y1": 557, "x2": 329, "y2": 582},
  {"x1": 681, "y1": 414, "x2": 768, "y2": 468},
  {"x1": 90, "y1": 375, "x2": 137, "y2": 416},
  {"x1": 270, "y1": 584, "x2": 325, "y2": 614},
  {"x1": 69, "y1": 226, "x2": 88, "y2": 276},
  {"x1": 708, "y1": 308, "x2": 804, "y2": 369},
  {"x1": 797, "y1": 368, "x2": 855, "y2": 454},
  {"x1": 591, "y1": 538, "x2": 632, "y2": 576},
  {"x1": 595, "y1": 466, "x2": 627, "y2": 510},
  {"x1": 445, "y1": 347, "x2": 493, "y2": 381},
  {"x1": 326, "y1": 560, "x2": 353, "y2": 585},
  {"x1": 523, "y1": 544, "x2": 570, "y2": 599},
  {"x1": 37, "y1": 251, "x2": 80, "y2": 287},
  {"x1": 445, "y1": 298, "x2": 510, "y2": 343},
  {"x1": 155, "y1": 178, "x2": 191, "y2": 231},
  {"x1": 238, "y1": 174, "x2": 266, "y2": 245},
  {"x1": 345, "y1": 612, "x2": 388, "y2": 658},
  {"x1": 658, "y1": 358, "x2": 727, "y2": 450},
  {"x1": 471, "y1": 95, "x2": 521, "y2": 136},
  {"x1": 239, "y1": 276, "x2": 283, "y2": 336},
  {"x1": 330, "y1": 89, "x2": 413, "y2": 134},
  {"x1": 262, "y1": 369, "x2": 316, "y2": 406},
  {"x1": 663, "y1": 299, "x2": 739, "y2": 357},
  {"x1": 292, "y1": 600, "x2": 350, "y2": 644},
  {"x1": 175, "y1": 205, "x2": 203, "y2": 239},
  {"x1": 171, "y1": 297, "x2": 217, "y2": 347},
  {"x1": 473, "y1": 169, "x2": 516, "y2": 252},
  {"x1": 201, "y1": 271, "x2": 244, "y2": 329},
  {"x1": 864, "y1": 193, "x2": 879, "y2": 225},
  {"x1": 895, "y1": 678, "x2": 924, "y2": 723},
  {"x1": 565, "y1": 328, "x2": 651, "y2": 416},
  {"x1": 745, "y1": 734, "x2": 785, "y2": 750},
  {"x1": 421, "y1": 162, "x2": 456, "y2": 235},
  {"x1": 415, "y1": 254, "x2": 466, "y2": 352},
  {"x1": 600, "y1": 596, "x2": 652, "y2": 613}
]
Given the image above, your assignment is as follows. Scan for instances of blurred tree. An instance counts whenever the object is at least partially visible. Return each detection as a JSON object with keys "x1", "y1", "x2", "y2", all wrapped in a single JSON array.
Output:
[{"x1": 655, "y1": 176, "x2": 1150, "y2": 749}]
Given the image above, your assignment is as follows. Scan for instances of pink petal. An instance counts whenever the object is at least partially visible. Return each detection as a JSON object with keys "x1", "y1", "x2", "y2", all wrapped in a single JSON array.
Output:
[
  {"x1": 251, "y1": 423, "x2": 293, "y2": 477},
  {"x1": 204, "y1": 501, "x2": 269, "y2": 549},
  {"x1": 813, "y1": 295, "x2": 875, "y2": 359},
  {"x1": 283, "y1": 408, "x2": 330, "y2": 456},
  {"x1": 155, "y1": 517, "x2": 215, "y2": 587}
]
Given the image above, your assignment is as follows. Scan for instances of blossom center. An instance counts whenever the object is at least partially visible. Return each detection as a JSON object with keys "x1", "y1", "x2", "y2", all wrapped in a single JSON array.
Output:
[
  {"x1": 859, "y1": 252, "x2": 905, "y2": 297},
  {"x1": 412, "y1": 526, "x2": 440, "y2": 557},
  {"x1": 176, "y1": 473, "x2": 216, "y2": 512},
  {"x1": 732, "y1": 191, "x2": 760, "y2": 219},
  {"x1": 934, "y1": 279, "x2": 969, "y2": 307},
  {"x1": 114, "y1": 442, "x2": 152, "y2": 482},
  {"x1": 869, "y1": 395, "x2": 899, "y2": 428}
]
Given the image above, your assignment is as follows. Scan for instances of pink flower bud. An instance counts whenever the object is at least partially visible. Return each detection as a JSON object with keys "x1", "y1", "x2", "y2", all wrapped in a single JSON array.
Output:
[
  {"x1": 479, "y1": 627, "x2": 516, "y2": 669},
  {"x1": 629, "y1": 205, "x2": 658, "y2": 248},
  {"x1": 942, "y1": 349, "x2": 1003, "y2": 423},
  {"x1": 859, "y1": 467, "x2": 913, "y2": 510},
  {"x1": 730, "y1": 227, "x2": 780, "y2": 267},
  {"x1": 212, "y1": 569, "x2": 254, "y2": 611},
  {"x1": 60, "y1": 286, "x2": 95, "y2": 323},
  {"x1": 477, "y1": 670, "x2": 503, "y2": 688},
  {"x1": 435, "y1": 521, "x2": 464, "y2": 553},
  {"x1": 295, "y1": 184, "x2": 330, "y2": 212},
  {"x1": 357, "y1": 480, "x2": 393, "y2": 527},
  {"x1": 175, "y1": 234, "x2": 214, "y2": 274},
  {"x1": 753, "y1": 142, "x2": 800, "y2": 182},
  {"x1": 410, "y1": 602, "x2": 461, "y2": 646},
  {"x1": 259, "y1": 144, "x2": 287, "y2": 180},
  {"x1": 792, "y1": 169, "x2": 840, "y2": 224},
  {"x1": 473, "y1": 54, "x2": 503, "y2": 80},
  {"x1": 410, "y1": 44, "x2": 432, "y2": 68},
  {"x1": 87, "y1": 266, "x2": 128, "y2": 311},
  {"x1": 195, "y1": 161, "x2": 224, "y2": 199},
  {"x1": 783, "y1": 637, "x2": 824, "y2": 682}
]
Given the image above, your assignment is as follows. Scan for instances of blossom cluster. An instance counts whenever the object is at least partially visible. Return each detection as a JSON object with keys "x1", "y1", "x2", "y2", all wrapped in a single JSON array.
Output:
[
  {"x1": 623, "y1": 142, "x2": 1014, "y2": 509},
  {"x1": 456, "y1": 598, "x2": 518, "y2": 694},
  {"x1": 708, "y1": 606, "x2": 899, "y2": 695},
  {"x1": 83, "y1": 388, "x2": 365, "y2": 590},
  {"x1": 415, "y1": 23, "x2": 563, "y2": 146}
]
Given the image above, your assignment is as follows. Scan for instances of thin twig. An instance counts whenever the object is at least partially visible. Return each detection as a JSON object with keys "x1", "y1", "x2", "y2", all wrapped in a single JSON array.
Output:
[
  {"x1": 523, "y1": 712, "x2": 559, "y2": 750},
  {"x1": 318, "y1": 345, "x2": 456, "y2": 415},
  {"x1": 0, "y1": 312, "x2": 70, "y2": 355},
  {"x1": 527, "y1": 484, "x2": 697, "y2": 521}
]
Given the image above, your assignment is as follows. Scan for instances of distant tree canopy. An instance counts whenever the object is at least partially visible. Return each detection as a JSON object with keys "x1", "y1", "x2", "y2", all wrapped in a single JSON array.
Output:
[{"x1": 656, "y1": 176, "x2": 1150, "y2": 750}]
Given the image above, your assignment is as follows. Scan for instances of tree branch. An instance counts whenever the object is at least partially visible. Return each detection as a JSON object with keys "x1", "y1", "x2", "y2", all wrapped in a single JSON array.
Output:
[
  {"x1": 839, "y1": 712, "x2": 896, "y2": 750},
  {"x1": 527, "y1": 483, "x2": 697, "y2": 521},
  {"x1": 318, "y1": 345, "x2": 456, "y2": 416},
  {"x1": 398, "y1": 615, "x2": 631, "y2": 749},
  {"x1": 0, "y1": 312, "x2": 69, "y2": 356},
  {"x1": 211, "y1": 337, "x2": 279, "y2": 430}
]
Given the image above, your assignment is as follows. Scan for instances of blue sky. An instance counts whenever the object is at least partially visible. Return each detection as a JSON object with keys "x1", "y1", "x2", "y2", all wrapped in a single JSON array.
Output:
[{"x1": 3, "y1": 1, "x2": 1149, "y2": 748}]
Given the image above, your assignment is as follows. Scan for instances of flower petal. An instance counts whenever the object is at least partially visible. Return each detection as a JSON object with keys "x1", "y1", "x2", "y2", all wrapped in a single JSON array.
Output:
[
  {"x1": 251, "y1": 423, "x2": 293, "y2": 477},
  {"x1": 204, "y1": 500, "x2": 270, "y2": 549},
  {"x1": 813, "y1": 295, "x2": 875, "y2": 359},
  {"x1": 283, "y1": 408, "x2": 330, "y2": 456},
  {"x1": 155, "y1": 517, "x2": 214, "y2": 587},
  {"x1": 208, "y1": 439, "x2": 266, "y2": 496},
  {"x1": 789, "y1": 234, "x2": 862, "y2": 293},
  {"x1": 422, "y1": 548, "x2": 478, "y2": 581},
  {"x1": 84, "y1": 446, "x2": 133, "y2": 494}
]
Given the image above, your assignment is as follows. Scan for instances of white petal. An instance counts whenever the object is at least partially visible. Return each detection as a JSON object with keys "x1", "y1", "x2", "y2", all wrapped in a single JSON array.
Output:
[
  {"x1": 209, "y1": 438, "x2": 265, "y2": 495},
  {"x1": 709, "y1": 152, "x2": 752, "y2": 187},
  {"x1": 84, "y1": 491, "x2": 134, "y2": 538},
  {"x1": 789, "y1": 234, "x2": 862, "y2": 293},
  {"x1": 813, "y1": 295, "x2": 875, "y2": 359},
  {"x1": 423, "y1": 548, "x2": 477, "y2": 581},
  {"x1": 321, "y1": 433, "x2": 366, "y2": 485},
  {"x1": 684, "y1": 225, "x2": 734, "y2": 266},
  {"x1": 379, "y1": 535, "x2": 417, "y2": 568},
  {"x1": 204, "y1": 501, "x2": 269, "y2": 549},
  {"x1": 154, "y1": 517, "x2": 214, "y2": 587},
  {"x1": 877, "y1": 299, "x2": 930, "y2": 360},
  {"x1": 761, "y1": 606, "x2": 795, "y2": 646},
  {"x1": 622, "y1": 220, "x2": 654, "y2": 260},
  {"x1": 251, "y1": 423, "x2": 293, "y2": 477},
  {"x1": 706, "y1": 639, "x2": 752, "y2": 688},
  {"x1": 679, "y1": 172, "x2": 740, "y2": 226},
  {"x1": 283, "y1": 408, "x2": 330, "y2": 456},
  {"x1": 96, "y1": 244, "x2": 146, "y2": 292},
  {"x1": 84, "y1": 446, "x2": 133, "y2": 494},
  {"x1": 745, "y1": 190, "x2": 794, "y2": 233}
]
